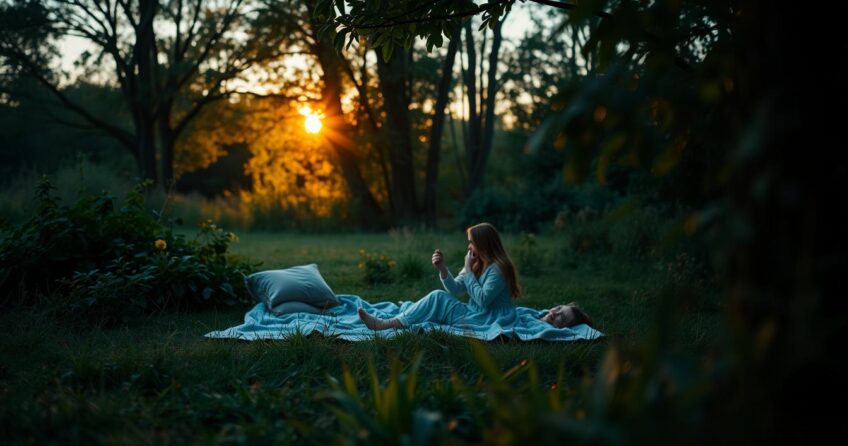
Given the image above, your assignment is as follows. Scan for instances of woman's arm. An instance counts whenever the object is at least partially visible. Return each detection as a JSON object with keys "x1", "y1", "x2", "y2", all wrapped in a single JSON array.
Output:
[
  {"x1": 463, "y1": 266, "x2": 506, "y2": 309},
  {"x1": 434, "y1": 249, "x2": 466, "y2": 296},
  {"x1": 440, "y1": 268, "x2": 467, "y2": 296}
]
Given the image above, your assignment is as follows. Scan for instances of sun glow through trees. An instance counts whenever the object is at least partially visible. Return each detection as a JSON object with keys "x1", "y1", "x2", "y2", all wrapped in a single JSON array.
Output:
[{"x1": 300, "y1": 106, "x2": 323, "y2": 134}]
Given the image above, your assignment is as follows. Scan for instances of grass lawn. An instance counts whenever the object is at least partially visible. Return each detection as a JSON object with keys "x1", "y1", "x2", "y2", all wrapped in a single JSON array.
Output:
[{"x1": 0, "y1": 230, "x2": 723, "y2": 443}]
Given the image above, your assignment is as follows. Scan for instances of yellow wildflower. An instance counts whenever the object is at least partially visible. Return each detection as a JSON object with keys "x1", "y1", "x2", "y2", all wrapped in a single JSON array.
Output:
[
  {"x1": 358, "y1": 262, "x2": 365, "y2": 270},
  {"x1": 227, "y1": 232, "x2": 239, "y2": 242},
  {"x1": 154, "y1": 239, "x2": 167, "y2": 251},
  {"x1": 388, "y1": 260, "x2": 396, "y2": 268},
  {"x1": 359, "y1": 248, "x2": 365, "y2": 256}
]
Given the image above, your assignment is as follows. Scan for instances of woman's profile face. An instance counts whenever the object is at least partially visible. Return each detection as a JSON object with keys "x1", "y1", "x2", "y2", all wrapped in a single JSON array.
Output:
[
  {"x1": 541, "y1": 305, "x2": 574, "y2": 327},
  {"x1": 467, "y1": 235, "x2": 477, "y2": 256}
]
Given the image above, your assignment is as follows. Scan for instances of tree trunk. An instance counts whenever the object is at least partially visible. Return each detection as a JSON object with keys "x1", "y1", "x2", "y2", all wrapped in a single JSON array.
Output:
[
  {"x1": 424, "y1": 28, "x2": 460, "y2": 228},
  {"x1": 447, "y1": 107, "x2": 467, "y2": 191},
  {"x1": 472, "y1": 15, "x2": 505, "y2": 193},
  {"x1": 159, "y1": 105, "x2": 176, "y2": 188},
  {"x1": 570, "y1": 23, "x2": 579, "y2": 78},
  {"x1": 376, "y1": 43, "x2": 419, "y2": 224},
  {"x1": 134, "y1": 0, "x2": 159, "y2": 186},
  {"x1": 339, "y1": 53, "x2": 394, "y2": 212},
  {"x1": 315, "y1": 41, "x2": 385, "y2": 230},
  {"x1": 463, "y1": 21, "x2": 482, "y2": 195}
]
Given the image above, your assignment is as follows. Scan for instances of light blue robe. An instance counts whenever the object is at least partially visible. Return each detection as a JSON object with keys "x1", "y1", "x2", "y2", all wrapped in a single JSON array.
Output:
[
  {"x1": 205, "y1": 264, "x2": 606, "y2": 342},
  {"x1": 395, "y1": 264, "x2": 517, "y2": 328}
]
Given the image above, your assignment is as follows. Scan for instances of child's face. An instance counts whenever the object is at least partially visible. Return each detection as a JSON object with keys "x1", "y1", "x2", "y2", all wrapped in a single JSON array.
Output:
[{"x1": 541, "y1": 305, "x2": 574, "y2": 327}]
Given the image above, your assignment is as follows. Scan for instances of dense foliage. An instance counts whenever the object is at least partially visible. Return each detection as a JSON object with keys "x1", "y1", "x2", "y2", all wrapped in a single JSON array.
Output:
[{"x1": 0, "y1": 177, "x2": 259, "y2": 324}]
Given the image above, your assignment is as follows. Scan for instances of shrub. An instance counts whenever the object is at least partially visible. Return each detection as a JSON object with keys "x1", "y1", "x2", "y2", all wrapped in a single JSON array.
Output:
[
  {"x1": 458, "y1": 186, "x2": 518, "y2": 232},
  {"x1": 63, "y1": 220, "x2": 256, "y2": 324},
  {"x1": 458, "y1": 176, "x2": 625, "y2": 234},
  {"x1": 387, "y1": 227, "x2": 429, "y2": 280},
  {"x1": 0, "y1": 156, "x2": 135, "y2": 225},
  {"x1": 565, "y1": 215, "x2": 612, "y2": 254},
  {"x1": 358, "y1": 249, "x2": 395, "y2": 284},
  {"x1": 462, "y1": 180, "x2": 575, "y2": 233},
  {"x1": 609, "y1": 206, "x2": 663, "y2": 256},
  {"x1": 316, "y1": 343, "x2": 596, "y2": 445},
  {"x1": 564, "y1": 180, "x2": 622, "y2": 212},
  {"x1": 514, "y1": 233, "x2": 543, "y2": 277},
  {"x1": 660, "y1": 250, "x2": 718, "y2": 313},
  {"x1": 397, "y1": 252, "x2": 426, "y2": 280},
  {"x1": 0, "y1": 176, "x2": 259, "y2": 323},
  {"x1": 313, "y1": 354, "x2": 450, "y2": 445}
]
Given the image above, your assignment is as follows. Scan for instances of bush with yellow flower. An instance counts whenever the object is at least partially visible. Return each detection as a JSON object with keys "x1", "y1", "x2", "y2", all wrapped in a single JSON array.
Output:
[
  {"x1": 0, "y1": 176, "x2": 259, "y2": 325},
  {"x1": 358, "y1": 248, "x2": 396, "y2": 284}
]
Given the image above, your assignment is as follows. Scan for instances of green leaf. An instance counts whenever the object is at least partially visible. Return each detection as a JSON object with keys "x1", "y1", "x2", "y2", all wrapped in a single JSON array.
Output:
[
  {"x1": 334, "y1": 29, "x2": 348, "y2": 52},
  {"x1": 341, "y1": 364, "x2": 358, "y2": 398},
  {"x1": 372, "y1": 32, "x2": 387, "y2": 48},
  {"x1": 313, "y1": 0, "x2": 329, "y2": 19},
  {"x1": 220, "y1": 282, "x2": 234, "y2": 296},
  {"x1": 469, "y1": 341, "x2": 506, "y2": 390},
  {"x1": 381, "y1": 41, "x2": 394, "y2": 61},
  {"x1": 317, "y1": 23, "x2": 334, "y2": 43}
]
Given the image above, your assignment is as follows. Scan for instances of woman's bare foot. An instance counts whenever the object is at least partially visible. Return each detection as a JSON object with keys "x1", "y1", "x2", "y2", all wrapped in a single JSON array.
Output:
[{"x1": 358, "y1": 308, "x2": 401, "y2": 330}]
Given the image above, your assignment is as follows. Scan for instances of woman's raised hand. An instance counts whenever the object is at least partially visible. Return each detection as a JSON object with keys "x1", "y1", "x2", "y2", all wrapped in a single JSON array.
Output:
[
  {"x1": 432, "y1": 249, "x2": 448, "y2": 276},
  {"x1": 464, "y1": 249, "x2": 476, "y2": 272}
]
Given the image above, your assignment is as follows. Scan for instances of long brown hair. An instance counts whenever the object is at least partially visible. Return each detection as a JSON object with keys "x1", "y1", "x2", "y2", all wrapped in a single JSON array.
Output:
[
  {"x1": 467, "y1": 222, "x2": 522, "y2": 299},
  {"x1": 565, "y1": 302, "x2": 595, "y2": 328}
]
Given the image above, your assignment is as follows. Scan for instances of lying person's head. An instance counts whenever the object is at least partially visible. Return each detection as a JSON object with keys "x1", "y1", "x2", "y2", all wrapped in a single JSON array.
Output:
[{"x1": 540, "y1": 302, "x2": 594, "y2": 328}]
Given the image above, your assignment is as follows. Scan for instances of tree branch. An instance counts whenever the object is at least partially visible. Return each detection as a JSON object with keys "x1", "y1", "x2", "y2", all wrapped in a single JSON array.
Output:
[
  {"x1": 232, "y1": 91, "x2": 314, "y2": 101},
  {"x1": 9, "y1": 47, "x2": 135, "y2": 148},
  {"x1": 171, "y1": 90, "x2": 231, "y2": 138},
  {"x1": 338, "y1": 0, "x2": 510, "y2": 30},
  {"x1": 339, "y1": 55, "x2": 381, "y2": 130},
  {"x1": 178, "y1": 0, "x2": 204, "y2": 63},
  {"x1": 175, "y1": 0, "x2": 243, "y2": 91},
  {"x1": 115, "y1": 0, "x2": 139, "y2": 29},
  {"x1": 529, "y1": 0, "x2": 612, "y2": 18}
]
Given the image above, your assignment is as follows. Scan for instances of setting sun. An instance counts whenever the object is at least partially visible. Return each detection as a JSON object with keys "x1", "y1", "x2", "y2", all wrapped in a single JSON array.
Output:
[
  {"x1": 299, "y1": 105, "x2": 323, "y2": 134},
  {"x1": 305, "y1": 114, "x2": 322, "y2": 134}
]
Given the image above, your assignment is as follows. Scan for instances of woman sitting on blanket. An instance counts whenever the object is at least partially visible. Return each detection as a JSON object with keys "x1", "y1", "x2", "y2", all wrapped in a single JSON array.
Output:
[{"x1": 358, "y1": 222, "x2": 594, "y2": 330}]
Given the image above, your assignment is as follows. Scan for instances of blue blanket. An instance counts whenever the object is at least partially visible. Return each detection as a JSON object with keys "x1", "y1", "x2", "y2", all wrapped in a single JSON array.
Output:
[{"x1": 204, "y1": 295, "x2": 606, "y2": 342}]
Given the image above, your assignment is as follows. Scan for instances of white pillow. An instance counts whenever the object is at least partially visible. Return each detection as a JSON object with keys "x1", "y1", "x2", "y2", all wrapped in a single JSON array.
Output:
[{"x1": 245, "y1": 264, "x2": 340, "y2": 309}]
